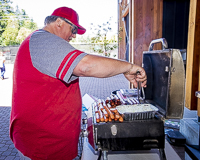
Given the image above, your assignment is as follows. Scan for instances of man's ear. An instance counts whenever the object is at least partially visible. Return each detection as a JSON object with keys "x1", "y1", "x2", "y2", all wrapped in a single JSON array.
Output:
[{"x1": 56, "y1": 18, "x2": 63, "y2": 27}]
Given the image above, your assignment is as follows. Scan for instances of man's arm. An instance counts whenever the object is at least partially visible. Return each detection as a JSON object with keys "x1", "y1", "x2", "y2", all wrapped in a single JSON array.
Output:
[{"x1": 73, "y1": 54, "x2": 147, "y2": 87}]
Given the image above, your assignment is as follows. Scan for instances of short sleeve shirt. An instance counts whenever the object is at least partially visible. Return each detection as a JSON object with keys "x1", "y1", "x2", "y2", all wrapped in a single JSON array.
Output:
[
  {"x1": 30, "y1": 30, "x2": 86, "y2": 83},
  {"x1": 10, "y1": 30, "x2": 87, "y2": 160}
]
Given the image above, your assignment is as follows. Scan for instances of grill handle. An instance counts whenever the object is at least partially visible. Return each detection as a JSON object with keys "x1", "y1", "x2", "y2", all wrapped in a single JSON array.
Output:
[
  {"x1": 136, "y1": 71, "x2": 145, "y2": 103},
  {"x1": 148, "y1": 38, "x2": 168, "y2": 51}
]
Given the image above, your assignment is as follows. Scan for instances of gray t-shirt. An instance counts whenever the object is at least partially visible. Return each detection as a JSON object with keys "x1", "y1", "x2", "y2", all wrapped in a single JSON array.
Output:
[{"x1": 29, "y1": 30, "x2": 87, "y2": 83}]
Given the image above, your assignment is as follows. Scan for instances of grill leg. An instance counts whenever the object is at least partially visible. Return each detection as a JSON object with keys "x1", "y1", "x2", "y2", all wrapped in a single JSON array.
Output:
[
  {"x1": 102, "y1": 150, "x2": 108, "y2": 160},
  {"x1": 159, "y1": 148, "x2": 166, "y2": 160}
]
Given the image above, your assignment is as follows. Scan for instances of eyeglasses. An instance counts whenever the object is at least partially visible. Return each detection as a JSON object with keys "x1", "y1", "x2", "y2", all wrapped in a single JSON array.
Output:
[{"x1": 62, "y1": 18, "x2": 78, "y2": 34}]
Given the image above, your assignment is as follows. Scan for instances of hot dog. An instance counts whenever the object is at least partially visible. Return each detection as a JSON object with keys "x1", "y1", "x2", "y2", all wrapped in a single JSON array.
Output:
[
  {"x1": 106, "y1": 97, "x2": 111, "y2": 104},
  {"x1": 95, "y1": 112, "x2": 100, "y2": 123},
  {"x1": 102, "y1": 109, "x2": 108, "y2": 118},
  {"x1": 119, "y1": 115, "x2": 124, "y2": 122},
  {"x1": 110, "y1": 108, "x2": 122, "y2": 120},
  {"x1": 114, "y1": 95, "x2": 122, "y2": 105},
  {"x1": 97, "y1": 101, "x2": 103, "y2": 109},
  {"x1": 108, "y1": 116, "x2": 112, "y2": 122},
  {"x1": 99, "y1": 110, "x2": 105, "y2": 122},
  {"x1": 103, "y1": 102, "x2": 115, "y2": 119},
  {"x1": 114, "y1": 111, "x2": 120, "y2": 119},
  {"x1": 93, "y1": 103, "x2": 100, "y2": 123},
  {"x1": 110, "y1": 108, "x2": 118, "y2": 114},
  {"x1": 107, "y1": 103, "x2": 112, "y2": 109},
  {"x1": 104, "y1": 115, "x2": 108, "y2": 122},
  {"x1": 109, "y1": 95, "x2": 115, "y2": 107},
  {"x1": 98, "y1": 103, "x2": 108, "y2": 117}
]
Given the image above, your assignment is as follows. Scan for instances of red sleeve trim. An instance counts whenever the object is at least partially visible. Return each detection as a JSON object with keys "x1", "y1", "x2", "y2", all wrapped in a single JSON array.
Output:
[{"x1": 56, "y1": 50, "x2": 83, "y2": 80}]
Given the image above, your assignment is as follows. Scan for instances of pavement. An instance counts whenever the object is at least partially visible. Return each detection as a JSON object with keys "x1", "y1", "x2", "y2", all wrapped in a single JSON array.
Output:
[
  {"x1": 0, "y1": 64, "x2": 198, "y2": 160},
  {"x1": 0, "y1": 64, "x2": 19, "y2": 160}
]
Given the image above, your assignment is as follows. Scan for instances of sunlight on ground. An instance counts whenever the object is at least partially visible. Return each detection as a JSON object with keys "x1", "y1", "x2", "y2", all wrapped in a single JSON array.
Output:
[{"x1": 0, "y1": 64, "x2": 13, "y2": 107}]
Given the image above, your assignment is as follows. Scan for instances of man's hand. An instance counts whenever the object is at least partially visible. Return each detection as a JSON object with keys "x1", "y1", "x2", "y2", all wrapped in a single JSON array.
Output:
[{"x1": 123, "y1": 64, "x2": 147, "y2": 88}]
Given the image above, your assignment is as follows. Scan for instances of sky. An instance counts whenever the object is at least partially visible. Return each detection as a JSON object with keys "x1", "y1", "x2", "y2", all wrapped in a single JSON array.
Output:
[{"x1": 11, "y1": 0, "x2": 118, "y2": 36}]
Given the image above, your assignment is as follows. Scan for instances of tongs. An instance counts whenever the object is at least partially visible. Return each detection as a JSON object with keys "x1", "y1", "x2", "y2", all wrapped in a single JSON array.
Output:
[{"x1": 136, "y1": 71, "x2": 145, "y2": 104}]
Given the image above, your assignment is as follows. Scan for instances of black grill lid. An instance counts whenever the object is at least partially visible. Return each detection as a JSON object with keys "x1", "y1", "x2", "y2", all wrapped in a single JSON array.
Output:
[{"x1": 143, "y1": 38, "x2": 185, "y2": 119}]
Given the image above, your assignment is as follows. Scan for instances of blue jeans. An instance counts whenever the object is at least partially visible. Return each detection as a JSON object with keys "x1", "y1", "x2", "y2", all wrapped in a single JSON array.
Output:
[{"x1": 0, "y1": 63, "x2": 5, "y2": 78}]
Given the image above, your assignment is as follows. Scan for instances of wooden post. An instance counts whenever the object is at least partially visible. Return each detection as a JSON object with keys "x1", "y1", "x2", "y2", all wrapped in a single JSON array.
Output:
[
  {"x1": 185, "y1": 0, "x2": 200, "y2": 111},
  {"x1": 196, "y1": 0, "x2": 200, "y2": 117},
  {"x1": 198, "y1": 55, "x2": 200, "y2": 117},
  {"x1": 129, "y1": 0, "x2": 133, "y2": 64},
  {"x1": 118, "y1": 0, "x2": 127, "y2": 60}
]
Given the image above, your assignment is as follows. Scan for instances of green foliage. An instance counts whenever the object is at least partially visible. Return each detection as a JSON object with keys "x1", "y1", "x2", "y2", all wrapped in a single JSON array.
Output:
[
  {"x1": 22, "y1": 20, "x2": 38, "y2": 31},
  {"x1": 89, "y1": 17, "x2": 118, "y2": 57},
  {"x1": 16, "y1": 27, "x2": 31, "y2": 44},
  {"x1": 0, "y1": 0, "x2": 14, "y2": 36},
  {"x1": 70, "y1": 35, "x2": 91, "y2": 43},
  {"x1": 0, "y1": 0, "x2": 38, "y2": 46},
  {"x1": 1, "y1": 18, "x2": 19, "y2": 45}
]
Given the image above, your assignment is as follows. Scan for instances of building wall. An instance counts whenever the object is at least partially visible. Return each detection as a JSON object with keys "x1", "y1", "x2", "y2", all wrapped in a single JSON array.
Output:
[{"x1": 118, "y1": 0, "x2": 163, "y2": 66}]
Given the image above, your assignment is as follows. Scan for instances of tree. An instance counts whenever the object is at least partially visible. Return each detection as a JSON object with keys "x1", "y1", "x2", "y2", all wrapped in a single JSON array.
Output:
[
  {"x1": 22, "y1": 19, "x2": 38, "y2": 31},
  {"x1": 16, "y1": 27, "x2": 31, "y2": 44},
  {"x1": 89, "y1": 17, "x2": 118, "y2": 57},
  {"x1": 1, "y1": 18, "x2": 18, "y2": 46},
  {"x1": 0, "y1": 0, "x2": 15, "y2": 43},
  {"x1": 0, "y1": 0, "x2": 38, "y2": 46}
]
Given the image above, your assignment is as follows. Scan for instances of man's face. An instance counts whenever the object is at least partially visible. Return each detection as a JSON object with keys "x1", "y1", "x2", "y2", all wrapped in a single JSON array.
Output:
[{"x1": 60, "y1": 19, "x2": 77, "y2": 42}]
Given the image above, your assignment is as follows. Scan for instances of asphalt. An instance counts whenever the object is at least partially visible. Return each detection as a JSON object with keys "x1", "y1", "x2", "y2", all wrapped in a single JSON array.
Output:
[
  {"x1": 0, "y1": 64, "x2": 198, "y2": 160},
  {"x1": 0, "y1": 64, "x2": 130, "y2": 160}
]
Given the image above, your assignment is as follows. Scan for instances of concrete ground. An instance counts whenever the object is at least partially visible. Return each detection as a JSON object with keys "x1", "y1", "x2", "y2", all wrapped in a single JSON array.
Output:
[
  {"x1": 0, "y1": 64, "x2": 19, "y2": 160},
  {"x1": 0, "y1": 64, "x2": 198, "y2": 160}
]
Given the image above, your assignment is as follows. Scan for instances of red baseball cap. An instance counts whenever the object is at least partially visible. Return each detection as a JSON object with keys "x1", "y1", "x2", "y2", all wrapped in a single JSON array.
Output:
[{"x1": 51, "y1": 7, "x2": 86, "y2": 35}]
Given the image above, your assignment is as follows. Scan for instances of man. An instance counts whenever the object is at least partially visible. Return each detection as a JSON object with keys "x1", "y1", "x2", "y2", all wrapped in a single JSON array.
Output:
[{"x1": 10, "y1": 7, "x2": 147, "y2": 160}]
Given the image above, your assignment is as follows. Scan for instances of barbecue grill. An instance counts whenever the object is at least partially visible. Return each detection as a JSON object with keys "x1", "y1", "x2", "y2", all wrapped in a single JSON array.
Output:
[{"x1": 86, "y1": 38, "x2": 185, "y2": 160}]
